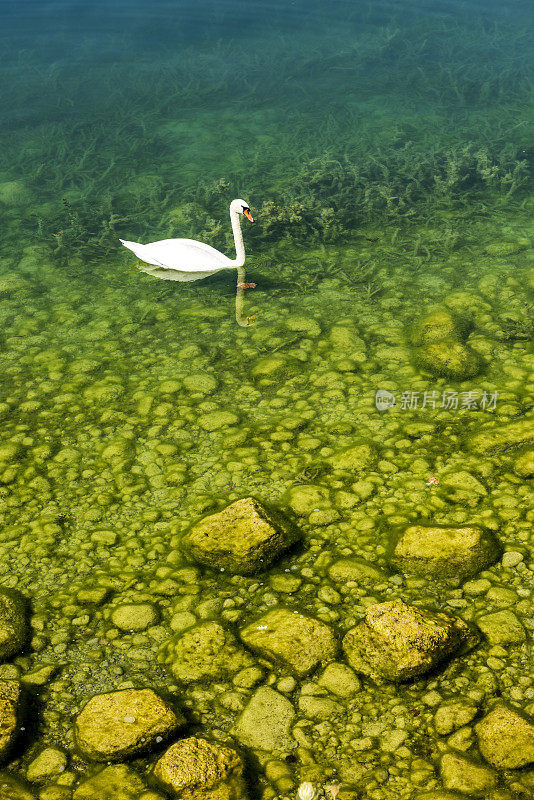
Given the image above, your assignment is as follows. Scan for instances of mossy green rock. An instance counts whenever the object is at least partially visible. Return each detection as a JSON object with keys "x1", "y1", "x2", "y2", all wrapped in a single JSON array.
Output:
[
  {"x1": 0, "y1": 680, "x2": 22, "y2": 763},
  {"x1": 239, "y1": 607, "x2": 338, "y2": 677},
  {"x1": 327, "y1": 443, "x2": 376, "y2": 472},
  {"x1": 73, "y1": 764, "x2": 165, "y2": 800},
  {"x1": 161, "y1": 621, "x2": 255, "y2": 683},
  {"x1": 440, "y1": 752, "x2": 496, "y2": 796},
  {"x1": 467, "y1": 416, "x2": 534, "y2": 454},
  {"x1": 410, "y1": 310, "x2": 465, "y2": 346},
  {"x1": 74, "y1": 689, "x2": 184, "y2": 761},
  {"x1": 285, "y1": 484, "x2": 330, "y2": 516},
  {"x1": 0, "y1": 773, "x2": 36, "y2": 800},
  {"x1": 111, "y1": 603, "x2": 159, "y2": 631},
  {"x1": 153, "y1": 737, "x2": 245, "y2": 800},
  {"x1": 476, "y1": 610, "x2": 526, "y2": 645},
  {"x1": 184, "y1": 497, "x2": 300, "y2": 575},
  {"x1": 232, "y1": 686, "x2": 295, "y2": 751},
  {"x1": 198, "y1": 411, "x2": 239, "y2": 431},
  {"x1": 415, "y1": 793, "x2": 465, "y2": 800},
  {"x1": 390, "y1": 524, "x2": 501, "y2": 579},
  {"x1": 513, "y1": 448, "x2": 534, "y2": 477},
  {"x1": 26, "y1": 747, "x2": 67, "y2": 782},
  {"x1": 328, "y1": 558, "x2": 386, "y2": 584},
  {"x1": 342, "y1": 600, "x2": 471, "y2": 682},
  {"x1": 414, "y1": 339, "x2": 482, "y2": 379},
  {"x1": 434, "y1": 701, "x2": 478, "y2": 736},
  {"x1": 475, "y1": 703, "x2": 534, "y2": 769},
  {"x1": 0, "y1": 590, "x2": 27, "y2": 661},
  {"x1": 318, "y1": 662, "x2": 361, "y2": 697}
]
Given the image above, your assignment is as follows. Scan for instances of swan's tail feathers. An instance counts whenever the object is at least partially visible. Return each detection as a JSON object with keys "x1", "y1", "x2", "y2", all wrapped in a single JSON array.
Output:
[
  {"x1": 119, "y1": 239, "x2": 163, "y2": 267},
  {"x1": 138, "y1": 264, "x2": 220, "y2": 282}
]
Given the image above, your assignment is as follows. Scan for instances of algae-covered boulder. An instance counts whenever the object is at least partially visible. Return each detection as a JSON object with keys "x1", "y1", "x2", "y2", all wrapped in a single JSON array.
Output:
[
  {"x1": 475, "y1": 703, "x2": 534, "y2": 769},
  {"x1": 74, "y1": 688, "x2": 184, "y2": 761},
  {"x1": 414, "y1": 339, "x2": 483, "y2": 379},
  {"x1": 73, "y1": 764, "x2": 165, "y2": 800},
  {"x1": 415, "y1": 793, "x2": 466, "y2": 800},
  {"x1": 467, "y1": 416, "x2": 534, "y2": 454},
  {"x1": 342, "y1": 600, "x2": 473, "y2": 682},
  {"x1": 153, "y1": 737, "x2": 246, "y2": 800},
  {"x1": 239, "y1": 607, "x2": 338, "y2": 677},
  {"x1": 0, "y1": 773, "x2": 36, "y2": 800},
  {"x1": 0, "y1": 680, "x2": 23, "y2": 763},
  {"x1": 390, "y1": 524, "x2": 501, "y2": 579},
  {"x1": 0, "y1": 590, "x2": 27, "y2": 661},
  {"x1": 318, "y1": 662, "x2": 361, "y2": 698},
  {"x1": 160, "y1": 621, "x2": 255, "y2": 684},
  {"x1": 410, "y1": 310, "x2": 465, "y2": 346},
  {"x1": 184, "y1": 497, "x2": 300, "y2": 575},
  {"x1": 232, "y1": 686, "x2": 295, "y2": 751},
  {"x1": 440, "y1": 752, "x2": 496, "y2": 796},
  {"x1": 285, "y1": 484, "x2": 330, "y2": 516},
  {"x1": 328, "y1": 558, "x2": 387, "y2": 584}
]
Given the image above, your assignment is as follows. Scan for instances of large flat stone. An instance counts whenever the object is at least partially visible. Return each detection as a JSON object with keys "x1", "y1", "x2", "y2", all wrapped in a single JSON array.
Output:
[
  {"x1": 73, "y1": 764, "x2": 165, "y2": 800},
  {"x1": 239, "y1": 607, "x2": 338, "y2": 677},
  {"x1": 440, "y1": 752, "x2": 496, "y2": 796},
  {"x1": 74, "y1": 689, "x2": 184, "y2": 761},
  {"x1": 390, "y1": 525, "x2": 501, "y2": 579},
  {"x1": 232, "y1": 686, "x2": 295, "y2": 751},
  {"x1": 342, "y1": 600, "x2": 473, "y2": 682},
  {"x1": 467, "y1": 416, "x2": 534, "y2": 454},
  {"x1": 475, "y1": 703, "x2": 534, "y2": 769},
  {"x1": 476, "y1": 610, "x2": 526, "y2": 645},
  {"x1": 184, "y1": 497, "x2": 300, "y2": 575},
  {"x1": 0, "y1": 590, "x2": 27, "y2": 661}
]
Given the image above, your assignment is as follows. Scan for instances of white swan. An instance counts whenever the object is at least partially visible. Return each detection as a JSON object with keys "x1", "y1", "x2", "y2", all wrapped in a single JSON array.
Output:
[{"x1": 119, "y1": 198, "x2": 254, "y2": 283}]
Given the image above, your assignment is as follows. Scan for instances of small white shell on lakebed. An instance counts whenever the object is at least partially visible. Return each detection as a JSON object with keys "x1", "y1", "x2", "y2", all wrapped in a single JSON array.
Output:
[{"x1": 298, "y1": 782, "x2": 317, "y2": 800}]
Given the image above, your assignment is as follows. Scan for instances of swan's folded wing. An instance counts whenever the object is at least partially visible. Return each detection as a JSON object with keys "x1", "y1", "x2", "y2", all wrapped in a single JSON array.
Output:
[{"x1": 141, "y1": 238, "x2": 234, "y2": 271}]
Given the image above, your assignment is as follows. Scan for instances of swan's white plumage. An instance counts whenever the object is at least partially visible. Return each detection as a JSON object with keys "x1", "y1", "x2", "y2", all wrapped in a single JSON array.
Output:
[{"x1": 120, "y1": 198, "x2": 252, "y2": 285}]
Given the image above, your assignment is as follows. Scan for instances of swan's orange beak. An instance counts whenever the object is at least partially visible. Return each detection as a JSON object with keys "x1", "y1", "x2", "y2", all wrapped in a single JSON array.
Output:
[{"x1": 243, "y1": 208, "x2": 254, "y2": 223}]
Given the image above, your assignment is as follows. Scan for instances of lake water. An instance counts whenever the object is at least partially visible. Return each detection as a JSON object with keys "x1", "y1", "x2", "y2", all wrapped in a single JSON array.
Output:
[{"x1": 0, "y1": 1, "x2": 533, "y2": 798}]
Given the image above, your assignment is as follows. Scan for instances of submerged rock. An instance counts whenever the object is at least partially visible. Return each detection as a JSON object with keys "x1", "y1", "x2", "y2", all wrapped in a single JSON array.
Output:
[
  {"x1": 476, "y1": 610, "x2": 526, "y2": 645},
  {"x1": 440, "y1": 752, "x2": 496, "y2": 796},
  {"x1": 414, "y1": 339, "x2": 483, "y2": 379},
  {"x1": 74, "y1": 689, "x2": 184, "y2": 761},
  {"x1": 475, "y1": 703, "x2": 534, "y2": 769},
  {"x1": 0, "y1": 680, "x2": 23, "y2": 763},
  {"x1": 328, "y1": 558, "x2": 386, "y2": 584},
  {"x1": 410, "y1": 310, "x2": 465, "y2": 346},
  {"x1": 390, "y1": 524, "x2": 501, "y2": 579},
  {"x1": 232, "y1": 686, "x2": 295, "y2": 751},
  {"x1": 0, "y1": 773, "x2": 36, "y2": 800},
  {"x1": 342, "y1": 600, "x2": 473, "y2": 682},
  {"x1": 239, "y1": 607, "x2": 338, "y2": 677},
  {"x1": 184, "y1": 497, "x2": 300, "y2": 575},
  {"x1": 513, "y1": 448, "x2": 534, "y2": 478},
  {"x1": 153, "y1": 737, "x2": 245, "y2": 800},
  {"x1": 26, "y1": 748, "x2": 67, "y2": 782},
  {"x1": 73, "y1": 764, "x2": 164, "y2": 800},
  {"x1": 434, "y1": 701, "x2": 478, "y2": 736},
  {"x1": 161, "y1": 621, "x2": 255, "y2": 684},
  {"x1": 467, "y1": 416, "x2": 534, "y2": 454},
  {"x1": 0, "y1": 589, "x2": 27, "y2": 661}
]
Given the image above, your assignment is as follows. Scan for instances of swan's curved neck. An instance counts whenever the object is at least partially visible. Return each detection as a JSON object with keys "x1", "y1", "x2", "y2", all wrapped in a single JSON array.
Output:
[{"x1": 230, "y1": 208, "x2": 245, "y2": 267}]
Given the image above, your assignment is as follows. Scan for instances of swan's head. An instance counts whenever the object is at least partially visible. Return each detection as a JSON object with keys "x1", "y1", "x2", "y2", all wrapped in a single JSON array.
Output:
[{"x1": 231, "y1": 198, "x2": 254, "y2": 223}]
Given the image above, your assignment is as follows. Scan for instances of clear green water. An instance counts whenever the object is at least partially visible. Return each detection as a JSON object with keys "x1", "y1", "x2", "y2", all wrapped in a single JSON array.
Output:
[{"x1": 0, "y1": 1, "x2": 533, "y2": 798}]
